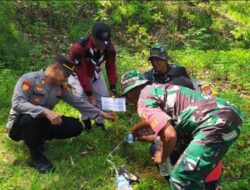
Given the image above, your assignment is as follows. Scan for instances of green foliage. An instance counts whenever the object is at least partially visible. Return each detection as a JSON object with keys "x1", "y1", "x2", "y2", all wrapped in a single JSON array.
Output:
[
  {"x1": 0, "y1": 69, "x2": 19, "y2": 125},
  {"x1": 0, "y1": 2, "x2": 30, "y2": 69},
  {"x1": 171, "y1": 49, "x2": 250, "y2": 96},
  {"x1": 0, "y1": 1, "x2": 250, "y2": 190}
]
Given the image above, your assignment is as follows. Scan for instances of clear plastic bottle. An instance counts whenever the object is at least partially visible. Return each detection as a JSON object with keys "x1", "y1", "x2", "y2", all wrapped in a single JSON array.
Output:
[
  {"x1": 159, "y1": 157, "x2": 171, "y2": 177},
  {"x1": 116, "y1": 175, "x2": 133, "y2": 190},
  {"x1": 126, "y1": 133, "x2": 136, "y2": 144}
]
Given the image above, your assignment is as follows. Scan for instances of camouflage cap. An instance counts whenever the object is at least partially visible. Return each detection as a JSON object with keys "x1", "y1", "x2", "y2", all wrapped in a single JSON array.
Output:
[
  {"x1": 148, "y1": 44, "x2": 168, "y2": 61},
  {"x1": 120, "y1": 70, "x2": 149, "y2": 96}
]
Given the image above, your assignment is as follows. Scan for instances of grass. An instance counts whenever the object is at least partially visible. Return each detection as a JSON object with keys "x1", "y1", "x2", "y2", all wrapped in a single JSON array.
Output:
[{"x1": 0, "y1": 50, "x2": 250, "y2": 190}]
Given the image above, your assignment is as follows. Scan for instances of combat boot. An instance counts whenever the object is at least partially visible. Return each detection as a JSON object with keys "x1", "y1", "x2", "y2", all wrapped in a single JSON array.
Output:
[{"x1": 28, "y1": 148, "x2": 54, "y2": 173}]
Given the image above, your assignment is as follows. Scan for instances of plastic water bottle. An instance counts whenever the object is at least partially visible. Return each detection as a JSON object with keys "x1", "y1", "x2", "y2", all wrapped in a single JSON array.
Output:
[
  {"x1": 126, "y1": 133, "x2": 136, "y2": 144},
  {"x1": 159, "y1": 158, "x2": 171, "y2": 177},
  {"x1": 116, "y1": 175, "x2": 133, "y2": 190}
]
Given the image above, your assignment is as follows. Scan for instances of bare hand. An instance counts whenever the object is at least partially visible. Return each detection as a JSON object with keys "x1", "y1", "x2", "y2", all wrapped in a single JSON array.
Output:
[
  {"x1": 153, "y1": 136, "x2": 163, "y2": 164},
  {"x1": 130, "y1": 120, "x2": 154, "y2": 137},
  {"x1": 88, "y1": 95, "x2": 97, "y2": 107},
  {"x1": 99, "y1": 111, "x2": 114, "y2": 121},
  {"x1": 137, "y1": 134, "x2": 156, "y2": 142},
  {"x1": 43, "y1": 109, "x2": 62, "y2": 125},
  {"x1": 154, "y1": 150, "x2": 163, "y2": 164}
]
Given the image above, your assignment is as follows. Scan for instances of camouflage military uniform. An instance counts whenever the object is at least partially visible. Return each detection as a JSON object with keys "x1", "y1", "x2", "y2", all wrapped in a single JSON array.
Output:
[{"x1": 138, "y1": 83, "x2": 243, "y2": 190}]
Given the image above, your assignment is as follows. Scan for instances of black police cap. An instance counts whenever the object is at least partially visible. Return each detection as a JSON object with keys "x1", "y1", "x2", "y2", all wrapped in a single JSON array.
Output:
[{"x1": 54, "y1": 54, "x2": 75, "y2": 76}]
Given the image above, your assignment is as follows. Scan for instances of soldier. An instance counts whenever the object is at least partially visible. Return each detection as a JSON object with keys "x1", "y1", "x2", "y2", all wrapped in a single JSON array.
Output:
[
  {"x1": 6, "y1": 55, "x2": 114, "y2": 173},
  {"x1": 144, "y1": 44, "x2": 222, "y2": 189},
  {"x1": 144, "y1": 44, "x2": 194, "y2": 89},
  {"x1": 68, "y1": 22, "x2": 117, "y2": 130},
  {"x1": 121, "y1": 70, "x2": 243, "y2": 190}
]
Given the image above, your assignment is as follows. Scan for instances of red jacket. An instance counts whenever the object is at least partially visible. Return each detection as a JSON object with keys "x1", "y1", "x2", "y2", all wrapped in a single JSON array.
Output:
[{"x1": 68, "y1": 37, "x2": 117, "y2": 96}]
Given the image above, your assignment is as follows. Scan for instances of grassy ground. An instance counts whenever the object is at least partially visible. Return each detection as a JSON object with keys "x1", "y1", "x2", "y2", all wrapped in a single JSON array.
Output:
[{"x1": 0, "y1": 50, "x2": 250, "y2": 190}]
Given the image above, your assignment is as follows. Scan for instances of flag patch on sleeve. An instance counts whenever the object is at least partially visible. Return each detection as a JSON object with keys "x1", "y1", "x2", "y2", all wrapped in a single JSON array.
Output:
[{"x1": 21, "y1": 80, "x2": 32, "y2": 92}]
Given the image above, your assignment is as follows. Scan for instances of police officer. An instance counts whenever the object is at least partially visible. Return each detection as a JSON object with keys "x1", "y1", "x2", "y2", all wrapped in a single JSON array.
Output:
[
  {"x1": 6, "y1": 55, "x2": 114, "y2": 173},
  {"x1": 144, "y1": 44, "x2": 194, "y2": 89},
  {"x1": 121, "y1": 70, "x2": 243, "y2": 190},
  {"x1": 68, "y1": 22, "x2": 117, "y2": 130}
]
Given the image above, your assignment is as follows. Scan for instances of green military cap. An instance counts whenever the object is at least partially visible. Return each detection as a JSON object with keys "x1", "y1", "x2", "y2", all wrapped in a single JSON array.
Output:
[
  {"x1": 120, "y1": 70, "x2": 149, "y2": 96},
  {"x1": 148, "y1": 44, "x2": 168, "y2": 61}
]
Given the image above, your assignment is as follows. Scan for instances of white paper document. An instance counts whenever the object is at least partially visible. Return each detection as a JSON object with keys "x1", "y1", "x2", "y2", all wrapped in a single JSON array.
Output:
[{"x1": 101, "y1": 97, "x2": 126, "y2": 112}]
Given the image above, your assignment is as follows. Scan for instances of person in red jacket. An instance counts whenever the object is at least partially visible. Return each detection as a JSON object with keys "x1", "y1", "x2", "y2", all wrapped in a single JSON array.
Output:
[{"x1": 68, "y1": 22, "x2": 117, "y2": 130}]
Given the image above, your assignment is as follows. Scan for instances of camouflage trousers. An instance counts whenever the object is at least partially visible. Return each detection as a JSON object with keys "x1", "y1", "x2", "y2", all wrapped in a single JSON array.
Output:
[{"x1": 169, "y1": 118, "x2": 242, "y2": 190}]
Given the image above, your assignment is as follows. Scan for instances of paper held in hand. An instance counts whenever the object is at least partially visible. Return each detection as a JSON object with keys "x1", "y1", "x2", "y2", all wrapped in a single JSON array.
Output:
[{"x1": 101, "y1": 97, "x2": 126, "y2": 112}]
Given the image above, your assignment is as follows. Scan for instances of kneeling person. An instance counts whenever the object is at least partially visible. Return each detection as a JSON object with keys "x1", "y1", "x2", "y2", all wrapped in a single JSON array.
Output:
[
  {"x1": 121, "y1": 70, "x2": 243, "y2": 190},
  {"x1": 6, "y1": 55, "x2": 114, "y2": 173}
]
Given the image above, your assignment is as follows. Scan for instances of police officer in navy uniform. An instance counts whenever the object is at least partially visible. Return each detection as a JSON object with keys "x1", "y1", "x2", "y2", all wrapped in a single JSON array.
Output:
[
  {"x1": 68, "y1": 22, "x2": 117, "y2": 130},
  {"x1": 6, "y1": 55, "x2": 114, "y2": 173}
]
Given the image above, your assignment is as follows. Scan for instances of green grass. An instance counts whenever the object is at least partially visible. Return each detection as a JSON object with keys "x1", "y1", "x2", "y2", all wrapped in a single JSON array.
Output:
[{"x1": 0, "y1": 50, "x2": 250, "y2": 190}]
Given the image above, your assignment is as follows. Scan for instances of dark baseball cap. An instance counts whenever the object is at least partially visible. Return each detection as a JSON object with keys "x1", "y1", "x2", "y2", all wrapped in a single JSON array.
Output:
[
  {"x1": 148, "y1": 44, "x2": 168, "y2": 61},
  {"x1": 54, "y1": 54, "x2": 75, "y2": 76},
  {"x1": 92, "y1": 22, "x2": 111, "y2": 47}
]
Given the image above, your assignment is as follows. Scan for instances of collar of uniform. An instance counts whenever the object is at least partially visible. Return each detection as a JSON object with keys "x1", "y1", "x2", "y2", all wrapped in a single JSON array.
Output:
[{"x1": 152, "y1": 69, "x2": 168, "y2": 76}]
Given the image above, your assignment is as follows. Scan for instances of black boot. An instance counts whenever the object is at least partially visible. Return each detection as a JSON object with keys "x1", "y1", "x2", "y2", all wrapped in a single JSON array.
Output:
[
  {"x1": 83, "y1": 118, "x2": 92, "y2": 132},
  {"x1": 41, "y1": 141, "x2": 50, "y2": 152},
  {"x1": 29, "y1": 148, "x2": 54, "y2": 173},
  {"x1": 95, "y1": 122, "x2": 105, "y2": 130}
]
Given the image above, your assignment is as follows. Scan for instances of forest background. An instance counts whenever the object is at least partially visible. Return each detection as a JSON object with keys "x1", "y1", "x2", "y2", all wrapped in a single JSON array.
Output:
[{"x1": 0, "y1": 1, "x2": 249, "y2": 190}]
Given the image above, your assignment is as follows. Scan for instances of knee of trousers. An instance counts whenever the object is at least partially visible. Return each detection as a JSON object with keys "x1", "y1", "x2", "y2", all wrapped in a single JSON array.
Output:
[
  {"x1": 9, "y1": 114, "x2": 34, "y2": 141},
  {"x1": 71, "y1": 120, "x2": 84, "y2": 136},
  {"x1": 19, "y1": 114, "x2": 34, "y2": 125}
]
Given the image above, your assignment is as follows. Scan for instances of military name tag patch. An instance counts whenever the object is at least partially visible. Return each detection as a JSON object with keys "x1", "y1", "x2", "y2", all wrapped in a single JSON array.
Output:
[{"x1": 21, "y1": 80, "x2": 32, "y2": 92}]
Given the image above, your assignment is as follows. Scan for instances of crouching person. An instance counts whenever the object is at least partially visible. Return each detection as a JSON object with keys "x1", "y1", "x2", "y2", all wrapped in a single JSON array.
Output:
[
  {"x1": 121, "y1": 70, "x2": 243, "y2": 190},
  {"x1": 6, "y1": 55, "x2": 114, "y2": 173}
]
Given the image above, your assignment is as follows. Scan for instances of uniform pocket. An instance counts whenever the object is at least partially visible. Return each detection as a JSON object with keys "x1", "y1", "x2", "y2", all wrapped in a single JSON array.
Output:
[
  {"x1": 173, "y1": 152, "x2": 201, "y2": 175},
  {"x1": 182, "y1": 153, "x2": 200, "y2": 172}
]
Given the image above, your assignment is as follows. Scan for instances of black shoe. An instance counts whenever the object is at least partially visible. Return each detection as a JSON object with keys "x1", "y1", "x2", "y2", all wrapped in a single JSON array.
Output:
[
  {"x1": 41, "y1": 142, "x2": 50, "y2": 152},
  {"x1": 164, "y1": 175, "x2": 170, "y2": 182},
  {"x1": 95, "y1": 122, "x2": 105, "y2": 130},
  {"x1": 29, "y1": 149, "x2": 54, "y2": 173},
  {"x1": 83, "y1": 118, "x2": 92, "y2": 132}
]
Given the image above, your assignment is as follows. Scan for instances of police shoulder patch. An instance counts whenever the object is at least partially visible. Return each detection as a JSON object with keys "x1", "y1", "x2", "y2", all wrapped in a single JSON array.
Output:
[
  {"x1": 40, "y1": 79, "x2": 46, "y2": 85},
  {"x1": 21, "y1": 80, "x2": 32, "y2": 92}
]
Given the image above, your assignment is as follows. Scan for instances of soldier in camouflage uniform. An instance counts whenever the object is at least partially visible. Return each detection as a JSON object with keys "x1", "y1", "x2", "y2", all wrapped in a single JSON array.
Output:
[
  {"x1": 144, "y1": 44, "x2": 222, "y2": 189},
  {"x1": 121, "y1": 70, "x2": 243, "y2": 190},
  {"x1": 144, "y1": 44, "x2": 194, "y2": 90}
]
